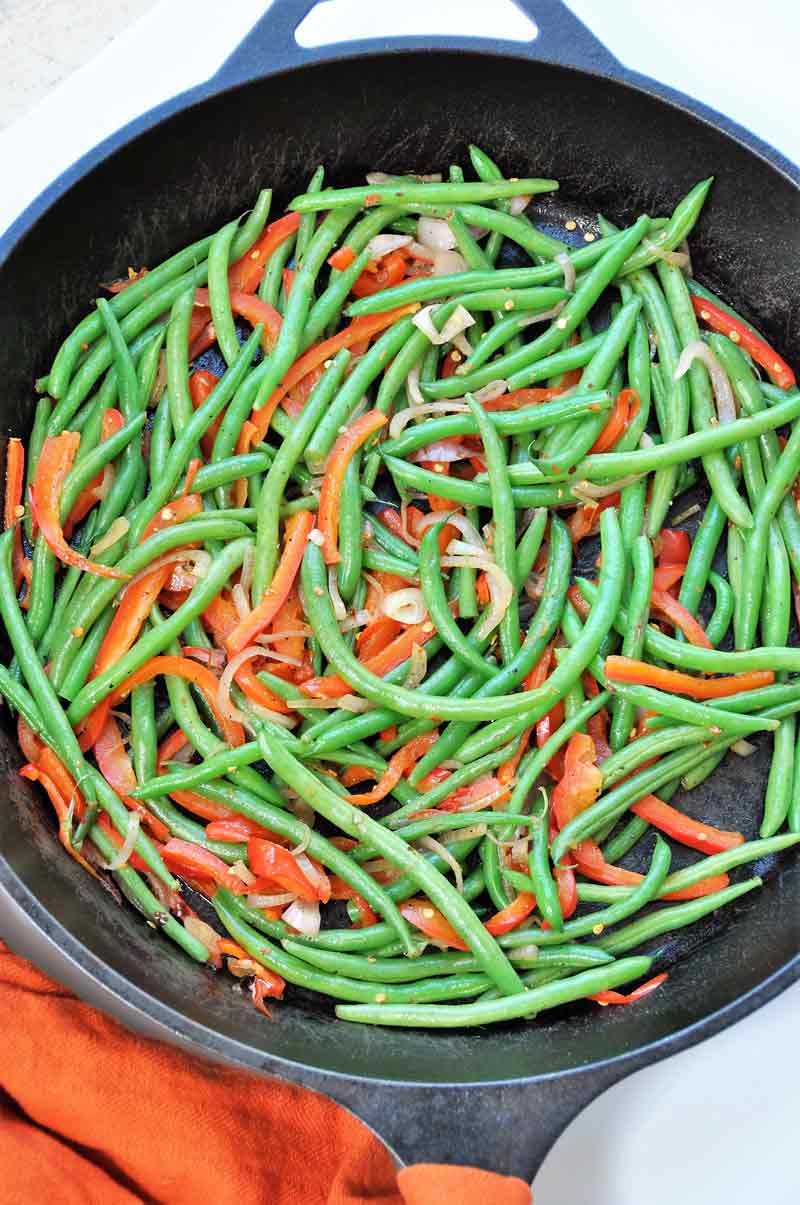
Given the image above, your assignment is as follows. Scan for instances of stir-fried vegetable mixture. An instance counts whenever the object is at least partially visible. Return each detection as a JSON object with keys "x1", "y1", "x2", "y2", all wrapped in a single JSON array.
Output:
[{"x1": 3, "y1": 151, "x2": 798, "y2": 1028}]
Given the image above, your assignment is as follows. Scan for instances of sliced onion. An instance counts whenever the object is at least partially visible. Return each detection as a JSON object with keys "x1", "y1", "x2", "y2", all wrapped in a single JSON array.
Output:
[
  {"x1": 441, "y1": 823, "x2": 488, "y2": 841},
  {"x1": 295, "y1": 852, "x2": 327, "y2": 894},
  {"x1": 184, "y1": 916, "x2": 222, "y2": 959},
  {"x1": 431, "y1": 249, "x2": 469, "y2": 276},
  {"x1": 366, "y1": 171, "x2": 442, "y2": 185},
  {"x1": 90, "y1": 516, "x2": 130, "y2": 558},
  {"x1": 406, "y1": 359, "x2": 425, "y2": 407},
  {"x1": 445, "y1": 537, "x2": 489, "y2": 558},
  {"x1": 338, "y1": 608, "x2": 373, "y2": 632},
  {"x1": 367, "y1": 233, "x2": 413, "y2": 258},
  {"x1": 262, "y1": 649, "x2": 303, "y2": 668},
  {"x1": 256, "y1": 627, "x2": 312, "y2": 643},
  {"x1": 282, "y1": 898, "x2": 320, "y2": 936},
  {"x1": 413, "y1": 508, "x2": 460, "y2": 536},
  {"x1": 473, "y1": 378, "x2": 509, "y2": 404},
  {"x1": 403, "y1": 642, "x2": 428, "y2": 689},
  {"x1": 362, "y1": 571, "x2": 386, "y2": 608},
  {"x1": 452, "y1": 331, "x2": 473, "y2": 357},
  {"x1": 555, "y1": 250, "x2": 576, "y2": 292},
  {"x1": 678, "y1": 238, "x2": 694, "y2": 277},
  {"x1": 399, "y1": 499, "x2": 422, "y2": 548},
  {"x1": 290, "y1": 830, "x2": 311, "y2": 857},
  {"x1": 327, "y1": 567, "x2": 347, "y2": 620},
  {"x1": 444, "y1": 512, "x2": 487, "y2": 551},
  {"x1": 731, "y1": 739, "x2": 757, "y2": 757},
  {"x1": 285, "y1": 793, "x2": 315, "y2": 827},
  {"x1": 103, "y1": 810, "x2": 140, "y2": 870},
  {"x1": 674, "y1": 340, "x2": 737, "y2": 424},
  {"x1": 382, "y1": 587, "x2": 427, "y2": 624},
  {"x1": 293, "y1": 694, "x2": 370, "y2": 713},
  {"x1": 247, "y1": 891, "x2": 295, "y2": 909},
  {"x1": 122, "y1": 550, "x2": 204, "y2": 597},
  {"x1": 240, "y1": 543, "x2": 255, "y2": 600},
  {"x1": 509, "y1": 193, "x2": 532, "y2": 216},
  {"x1": 417, "y1": 217, "x2": 457, "y2": 250},
  {"x1": 418, "y1": 836, "x2": 463, "y2": 892},
  {"x1": 511, "y1": 944, "x2": 540, "y2": 962},
  {"x1": 413, "y1": 303, "x2": 475, "y2": 347},
  {"x1": 572, "y1": 476, "x2": 643, "y2": 502},
  {"x1": 412, "y1": 440, "x2": 474, "y2": 464},
  {"x1": 229, "y1": 859, "x2": 256, "y2": 887},
  {"x1": 308, "y1": 528, "x2": 325, "y2": 546},
  {"x1": 217, "y1": 646, "x2": 265, "y2": 724},
  {"x1": 232, "y1": 582, "x2": 251, "y2": 621},
  {"x1": 441, "y1": 556, "x2": 513, "y2": 640},
  {"x1": 408, "y1": 240, "x2": 436, "y2": 262},
  {"x1": 644, "y1": 236, "x2": 689, "y2": 267},
  {"x1": 389, "y1": 400, "x2": 469, "y2": 439}
]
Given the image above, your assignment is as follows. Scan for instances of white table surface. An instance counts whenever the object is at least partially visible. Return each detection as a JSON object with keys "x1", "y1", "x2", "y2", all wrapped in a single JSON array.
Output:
[{"x1": 1, "y1": 3, "x2": 798, "y2": 1201}]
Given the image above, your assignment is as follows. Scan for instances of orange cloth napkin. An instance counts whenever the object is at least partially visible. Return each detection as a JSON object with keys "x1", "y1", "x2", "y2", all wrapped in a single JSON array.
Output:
[{"x1": 0, "y1": 941, "x2": 531, "y2": 1204}]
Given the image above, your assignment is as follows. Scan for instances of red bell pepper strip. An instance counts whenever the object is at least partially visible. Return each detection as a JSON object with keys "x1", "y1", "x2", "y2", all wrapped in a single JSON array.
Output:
[
  {"x1": 328, "y1": 245, "x2": 356, "y2": 271},
  {"x1": 571, "y1": 837, "x2": 730, "y2": 899},
  {"x1": 555, "y1": 864, "x2": 578, "y2": 920},
  {"x1": 691, "y1": 294, "x2": 796, "y2": 390},
  {"x1": 590, "y1": 971, "x2": 669, "y2": 1006},
  {"x1": 630, "y1": 794, "x2": 744, "y2": 853},
  {"x1": 3, "y1": 435, "x2": 26, "y2": 591},
  {"x1": 63, "y1": 408, "x2": 125, "y2": 535},
  {"x1": 161, "y1": 838, "x2": 248, "y2": 893},
  {"x1": 205, "y1": 817, "x2": 282, "y2": 844},
  {"x1": 247, "y1": 838, "x2": 330, "y2": 902},
  {"x1": 94, "y1": 715, "x2": 170, "y2": 842},
  {"x1": 250, "y1": 303, "x2": 420, "y2": 439},
  {"x1": 604, "y1": 656, "x2": 774, "y2": 698},
  {"x1": 319, "y1": 410, "x2": 388, "y2": 564},
  {"x1": 189, "y1": 370, "x2": 222, "y2": 457},
  {"x1": 351, "y1": 248, "x2": 408, "y2": 298},
  {"x1": 657, "y1": 528, "x2": 690, "y2": 564},
  {"x1": 194, "y1": 288, "x2": 282, "y2": 353},
  {"x1": 650, "y1": 587, "x2": 713, "y2": 648},
  {"x1": 301, "y1": 610, "x2": 442, "y2": 700},
  {"x1": 651, "y1": 564, "x2": 686, "y2": 592},
  {"x1": 233, "y1": 660, "x2": 293, "y2": 715},
  {"x1": 590, "y1": 389, "x2": 630, "y2": 453},
  {"x1": 227, "y1": 211, "x2": 301, "y2": 294},
  {"x1": 399, "y1": 898, "x2": 468, "y2": 950},
  {"x1": 103, "y1": 655, "x2": 244, "y2": 747},
  {"x1": 340, "y1": 764, "x2": 379, "y2": 788},
  {"x1": 568, "y1": 493, "x2": 621, "y2": 544},
  {"x1": 226, "y1": 509, "x2": 315, "y2": 655},
  {"x1": 550, "y1": 732, "x2": 603, "y2": 829},
  {"x1": 483, "y1": 892, "x2": 537, "y2": 936},
  {"x1": 19, "y1": 761, "x2": 99, "y2": 879},
  {"x1": 344, "y1": 732, "x2": 438, "y2": 806},
  {"x1": 29, "y1": 433, "x2": 129, "y2": 579}
]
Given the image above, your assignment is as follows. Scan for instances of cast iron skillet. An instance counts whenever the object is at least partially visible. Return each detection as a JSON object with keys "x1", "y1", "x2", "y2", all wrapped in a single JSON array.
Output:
[{"x1": 0, "y1": 0, "x2": 798, "y2": 1180}]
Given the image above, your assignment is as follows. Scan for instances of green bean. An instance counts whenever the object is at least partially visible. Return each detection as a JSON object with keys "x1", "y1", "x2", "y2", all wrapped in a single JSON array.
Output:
[
  {"x1": 618, "y1": 179, "x2": 712, "y2": 276},
  {"x1": 419, "y1": 216, "x2": 650, "y2": 401},
  {"x1": 334, "y1": 956, "x2": 652, "y2": 1027},
  {"x1": 595, "y1": 879, "x2": 761, "y2": 957},
  {"x1": 551, "y1": 735, "x2": 731, "y2": 866},
  {"x1": 255, "y1": 727, "x2": 526, "y2": 991},
  {"x1": 514, "y1": 507, "x2": 547, "y2": 589},
  {"x1": 418, "y1": 522, "x2": 492, "y2": 677},
  {"x1": 678, "y1": 495, "x2": 727, "y2": 619},
  {"x1": 790, "y1": 732, "x2": 800, "y2": 832},
  {"x1": 609, "y1": 535, "x2": 653, "y2": 749},
  {"x1": 46, "y1": 193, "x2": 270, "y2": 401},
  {"x1": 304, "y1": 249, "x2": 371, "y2": 347},
  {"x1": 303, "y1": 315, "x2": 418, "y2": 472},
  {"x1": 737, "y1": 412, "x2": 800, "y2": 649},
  {"x1": 0, "y1": 664, "x2": 48, "y2": 733},
  {"x1": 127, "y1": 327, "x2": 262, "y2": 543},
  {"x1": 66, "y1": 538, "x2": 250, "y2": 723},
  {"x1": 336, "y1": 455, "x2": 364, "y2": 602},
  {"x1": 290, "y1": 178, "x2": 558, "y2": 212},
  {"x1": 383, "y1": 453, "x2": 577, "y2": 508},
  {"x1": 408, "y1": 517, "x2": 573, "y2": 783},
  {"x1": 602, "y1": 815, "x2": 651, "y2": 864},
  {"x1": 466, "y1": 394, "x2": 519, "y2": 661},
  {"x1": 249, "y1": 206, "x2": 358, "y2": 423},
  {"x1": 609, "y1": 683, "x2": 776, "y2": 737},
  {"x1": 58, "y1": 609, "x2": 114, "y2": 700}
]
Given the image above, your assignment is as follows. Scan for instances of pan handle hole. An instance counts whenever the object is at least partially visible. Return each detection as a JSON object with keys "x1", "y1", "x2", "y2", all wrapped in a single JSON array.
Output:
[{"x1": 295, "y1": 0, "x2": 538, "y2": 48}]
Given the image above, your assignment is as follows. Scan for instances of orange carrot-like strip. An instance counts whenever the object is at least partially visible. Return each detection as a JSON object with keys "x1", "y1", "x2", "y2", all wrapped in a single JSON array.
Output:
[
  {"x1": 4, "y1": 436, "x2": 26, "y2": 590},
  {"x1": 590, "y1": 972, "x2": 668, "y2": 1006},
  {"x1": 227, "y1": 211, "x2": 301, "y2": 294},
  {"x1": 226, "y1": 509, "x2": 315, "y2": 656},
  {"x1": 250, "y1": 304, "x2": 419, "y2": 440},
  {"x1": 344, "y1": 733, "x2": 437, "y2": 806},
  {"x1": 604, "y1": 655, "x2": 774, "y2": 698},
  {"x1": 319, "y1": 410, "x2": 387, "y2": 564}
]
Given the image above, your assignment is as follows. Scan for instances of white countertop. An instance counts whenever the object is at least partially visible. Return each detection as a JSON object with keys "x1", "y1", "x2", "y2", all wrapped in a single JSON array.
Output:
[{"x1": 1, "y1": 3, "x2": 797, "y2": 1201}]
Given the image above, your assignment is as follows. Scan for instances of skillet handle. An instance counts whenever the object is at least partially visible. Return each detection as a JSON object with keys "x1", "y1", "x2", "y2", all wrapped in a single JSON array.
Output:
[
  {"x1": 213, "y1": 0, "x2": 624, "y2": 88},
  {"x1": 306, "y1": 1059, "x2": 631, "y2": 1182}
]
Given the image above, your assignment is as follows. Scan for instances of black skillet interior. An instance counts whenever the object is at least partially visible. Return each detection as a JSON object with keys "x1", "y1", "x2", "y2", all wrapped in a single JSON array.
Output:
[{"x1": 0, "y1": 0, "x2": 798, "y2": 1178}]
